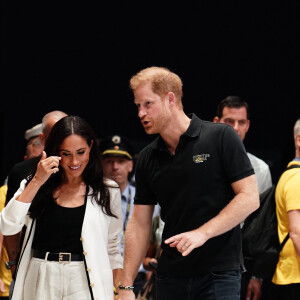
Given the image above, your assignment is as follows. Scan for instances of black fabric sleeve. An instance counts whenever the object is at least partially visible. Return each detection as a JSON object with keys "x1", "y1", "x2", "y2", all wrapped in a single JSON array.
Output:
[
  {"x1": 134, "y1": 149, "x2": 157, "y2": 205},
  {"x1": 5, "y1": 157, "x2": 39, "y2": 205},
  {"x1": 6, "y1": 164, "x2": 25, "y2": 205}
]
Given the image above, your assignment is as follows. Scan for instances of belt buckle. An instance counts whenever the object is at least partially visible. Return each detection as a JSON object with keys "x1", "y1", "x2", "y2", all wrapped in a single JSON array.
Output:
[{"x1": 59, "y1": 252, "x2": 71, "y2": 263}]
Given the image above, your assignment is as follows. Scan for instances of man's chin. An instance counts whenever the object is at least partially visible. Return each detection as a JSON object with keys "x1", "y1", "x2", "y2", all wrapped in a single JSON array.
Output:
[{"x1": 143, "y1": 127, "x2": 157, "y2": 135}]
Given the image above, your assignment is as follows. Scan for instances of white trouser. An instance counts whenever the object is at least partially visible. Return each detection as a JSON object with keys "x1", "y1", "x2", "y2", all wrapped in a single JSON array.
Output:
[{"x1": 23, "y1": 256, "x2": 91, "y2": 300}]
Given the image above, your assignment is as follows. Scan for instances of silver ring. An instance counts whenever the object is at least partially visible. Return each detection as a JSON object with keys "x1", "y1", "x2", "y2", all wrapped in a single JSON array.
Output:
[{"x1": 184, "y1": 243, "x2": 189, "y2": 247}]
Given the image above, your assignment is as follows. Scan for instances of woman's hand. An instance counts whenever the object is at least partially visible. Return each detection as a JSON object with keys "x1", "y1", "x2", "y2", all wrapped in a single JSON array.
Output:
[{"x1": 34, "y1": 151, "x2": 61, "y2": 185}]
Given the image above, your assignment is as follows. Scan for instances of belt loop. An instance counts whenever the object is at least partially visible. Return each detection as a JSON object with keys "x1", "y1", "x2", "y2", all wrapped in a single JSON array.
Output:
[{"x1": 45, "y1": 252, "x2": 49, "y2": 262}]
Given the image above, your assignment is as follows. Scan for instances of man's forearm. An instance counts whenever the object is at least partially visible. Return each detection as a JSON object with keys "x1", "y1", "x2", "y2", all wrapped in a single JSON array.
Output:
[
  {"x1": 165, "y1": 176, "x2": 259, "y2": 256},
  {"x1": 290, "y1": 232, "x2": 300, "y2": 257},
  {"x1": 4, "y1": 233, "x2": 21, "y2": 275},
  {"x1": 288, "y1": 210, "x2": 300, "y2": 257},
  {"x1": 206, "y1": 175, "x2": 259, "y2": 238},
  {"x1": 197, "y1": 191, "x2": 259, "y2": 241},
  {"x1": 121, "y1": 217, "x2": 152, "y2": 286}
]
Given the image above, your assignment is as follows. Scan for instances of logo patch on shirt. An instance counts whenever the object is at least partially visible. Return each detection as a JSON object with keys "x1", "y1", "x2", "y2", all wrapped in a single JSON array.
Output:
[{"x1": 193, "y1": 154, "x2": 210, "y2": 163}]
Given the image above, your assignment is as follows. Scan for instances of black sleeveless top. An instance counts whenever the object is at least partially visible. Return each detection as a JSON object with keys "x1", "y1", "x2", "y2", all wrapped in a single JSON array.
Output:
[{"x1": 32, "y1": 194, "x2": 87, "y2": 254}]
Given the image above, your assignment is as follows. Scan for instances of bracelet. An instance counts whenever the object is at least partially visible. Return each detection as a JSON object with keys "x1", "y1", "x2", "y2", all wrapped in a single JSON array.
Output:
[{"x1": 118, "y1": 285, "x2": 134, "y2": 290}]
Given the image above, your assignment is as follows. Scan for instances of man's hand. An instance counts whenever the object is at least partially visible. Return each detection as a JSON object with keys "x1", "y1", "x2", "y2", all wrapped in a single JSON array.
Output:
[
  {"x1": 246, "y1": 278, "x2": 262, "y2": 300},
  {"x1": 164, "y1": 228, "x2": 208, "y2": 256}
]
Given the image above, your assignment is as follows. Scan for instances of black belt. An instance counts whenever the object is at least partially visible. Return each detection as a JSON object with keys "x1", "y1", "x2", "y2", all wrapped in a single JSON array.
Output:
[{"x1": 33, "y1": 250, "x2": 83, "y2": 263}]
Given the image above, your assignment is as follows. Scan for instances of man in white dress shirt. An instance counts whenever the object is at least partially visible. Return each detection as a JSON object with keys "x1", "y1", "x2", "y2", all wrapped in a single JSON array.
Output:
[{"x1": 214, "y1": 95, "x2": 272, "y2": 300}]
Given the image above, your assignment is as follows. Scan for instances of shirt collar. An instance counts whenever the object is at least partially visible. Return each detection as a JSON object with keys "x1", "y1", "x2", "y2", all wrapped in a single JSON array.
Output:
[
  {"x1": 121, "y1": 183, "x2": 134, "y2": 201},
  {"x1": 150, "y1": 113, "x2": 202, "y2": 151}
]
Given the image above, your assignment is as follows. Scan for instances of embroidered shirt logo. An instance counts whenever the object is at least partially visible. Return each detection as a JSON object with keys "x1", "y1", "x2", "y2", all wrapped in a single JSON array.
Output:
[{"x1": 193, "y1": 154, "x2": 210, "y2": 163}]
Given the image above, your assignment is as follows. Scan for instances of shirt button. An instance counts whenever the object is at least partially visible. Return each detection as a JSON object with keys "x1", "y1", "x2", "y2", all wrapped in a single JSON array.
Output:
[
  {"x1": 90, "y1": 283, "x2": 94, "y2": 287},
  {"x1": 83, "y1": 251, "x2": 87, "y2": 255},
  {"x1": 87, "y1": 268, "x2": 91, "y2": 272},
  {"x1": 80, "y1": 237, "x2": 84, "y2": 241}
]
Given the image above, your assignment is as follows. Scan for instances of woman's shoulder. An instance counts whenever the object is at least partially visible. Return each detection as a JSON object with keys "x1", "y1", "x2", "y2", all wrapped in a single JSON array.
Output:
[{"x1": 104, "y1": 178, "x2": 119, "y2": 189}]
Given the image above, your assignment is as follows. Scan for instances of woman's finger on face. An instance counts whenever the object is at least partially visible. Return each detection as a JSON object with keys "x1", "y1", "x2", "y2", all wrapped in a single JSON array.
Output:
[
  {"x1": 50, "y1": 161, "x2": 59, "y2": 168},
  {"x1": 44, "y1": 157, "x2": 60, "y2": 167},
  {"x1": 52, "y1": 167, "x2": 60, "y2": 174}
]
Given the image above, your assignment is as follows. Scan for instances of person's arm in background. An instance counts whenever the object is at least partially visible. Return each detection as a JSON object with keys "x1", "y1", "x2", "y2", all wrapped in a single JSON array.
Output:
[
  {"x1": 143, "y1": 215, "x2": 161, "y2": 279},
  {"x1": 246, "y1": 277, "x2": 262, "y2": 300},
  {"x1": 4, "y1": 168, "x2": 24, "y2": 277},
  {"x1": 3, "y1": 234, "x2": 21, "y2": 277},
  {"x1": 143, "y1": 242, "x2": 157, "y2": 270},
  {"x1": 0, "y1": 184, "x2": 11, "y2": 291},
  {"x1": 0, "y1": 233, "x2": 7, "y2": 293},
  {"x1": 288, "y1": 210, "x2": 300, "y2": 257}
]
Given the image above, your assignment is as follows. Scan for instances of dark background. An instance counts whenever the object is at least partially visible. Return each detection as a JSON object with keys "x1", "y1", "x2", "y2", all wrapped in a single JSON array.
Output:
[{"x1": 1, "y1": 1, "x2": 299, "y2": 185}]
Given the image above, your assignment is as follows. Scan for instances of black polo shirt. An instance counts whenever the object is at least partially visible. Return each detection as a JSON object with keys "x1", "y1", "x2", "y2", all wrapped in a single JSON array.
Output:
[{"x1": 134, "y1": 114, "x2": 254, "y2": 276}]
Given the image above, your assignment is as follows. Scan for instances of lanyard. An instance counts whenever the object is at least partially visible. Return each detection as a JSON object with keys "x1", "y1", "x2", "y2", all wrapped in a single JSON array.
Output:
[{"x1": 123, "y1": 187, "x2": 132, "y2": 233}]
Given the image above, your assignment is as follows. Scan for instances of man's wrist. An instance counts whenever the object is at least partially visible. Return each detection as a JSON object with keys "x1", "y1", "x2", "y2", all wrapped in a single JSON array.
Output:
[
  {"x1": 5, "y1": 260, "x2": 17, "y2": 270},
  {"x1": 251, "y1": 276, "x2": 263, "y2": 284},
  {"x1": 118, "y1": 285, "x2": 135, "y2": 291}
]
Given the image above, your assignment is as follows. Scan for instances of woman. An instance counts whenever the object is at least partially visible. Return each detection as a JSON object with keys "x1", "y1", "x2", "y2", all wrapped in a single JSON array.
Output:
[{"x1": 0, "y1": 115, "x2": 123, "y2": 300}]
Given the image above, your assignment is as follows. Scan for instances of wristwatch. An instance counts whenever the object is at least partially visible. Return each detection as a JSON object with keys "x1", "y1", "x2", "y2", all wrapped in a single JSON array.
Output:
[{"x1": 5, "y1": 260, "x2": 17, "y2": 270}]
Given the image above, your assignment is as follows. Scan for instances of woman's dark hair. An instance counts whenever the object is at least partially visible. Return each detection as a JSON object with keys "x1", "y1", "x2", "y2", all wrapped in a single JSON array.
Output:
[{"x1": 28, "y1": 115, "x2": 117, "y2": 218}]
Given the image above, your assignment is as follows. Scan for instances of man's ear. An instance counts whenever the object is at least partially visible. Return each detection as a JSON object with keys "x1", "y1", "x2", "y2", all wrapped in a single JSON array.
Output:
[
  {"x1": 167, "y1": 92, "x2": 176, "y2": 106},
  {"x1": 128, "y1": 160, "x2": 133, "y2": 173},
  {"x1": 213, "y1": 116, "x2": 220, "y2": 123},
  {"x1": 246, "y1": 120, "x2": 250, "y2": 133},
  {"x1": 39, "y1": 132, "x2": 46, "y2": 146},
  {"x1": 296, "y1": 134, "x2": 300, "y2": 148}
]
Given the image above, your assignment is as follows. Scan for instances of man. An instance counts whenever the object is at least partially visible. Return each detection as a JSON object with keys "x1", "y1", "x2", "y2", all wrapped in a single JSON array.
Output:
[
  {"x1": 118, "y1": 66, "x2": 259, "y2": 300},
  {"x1": 213, "y1": 96, "x2": 272, "y2": 195},
  {"x1": 100, "y1": 134, "x2": 159, "y2": 296},
  {"x1": 2, "y1": 123, "x2": 43, "y2": 186},
  {"x1": 271, "y1": 118, "x2": 300, "y2": 299},
  {"x1": 4, "y1": 110, "x2": 67, "y2": 297},
  {"x1": 23, "y1": 123, "x2": 43, "y2": 160},
  {"x1": 213, "y1": 95, "x2": 272, "y2": 300}
]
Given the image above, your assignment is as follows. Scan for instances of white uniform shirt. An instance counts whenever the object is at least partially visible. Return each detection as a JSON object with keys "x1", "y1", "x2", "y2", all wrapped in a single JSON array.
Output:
[{"x1": 247, "y1": 152, "x2": 272, "y2": 194}]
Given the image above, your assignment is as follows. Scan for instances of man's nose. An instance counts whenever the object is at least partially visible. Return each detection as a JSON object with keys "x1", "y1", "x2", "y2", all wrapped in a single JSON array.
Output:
[
  {"x1": 232, "y1": 121, "x2": 240, "y2": 131},
  {"x1": 138, "y1": 107, "x2": 147, "y2": 118}
]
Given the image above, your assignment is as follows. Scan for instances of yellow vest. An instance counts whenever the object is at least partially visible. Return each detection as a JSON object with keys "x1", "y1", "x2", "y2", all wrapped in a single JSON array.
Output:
[
  {"x1": 272, "y1": 162, "x2": 300, "y2": 284},
  {"x1": 0, "y1": 185, "x2": 13, "y2": 297}
]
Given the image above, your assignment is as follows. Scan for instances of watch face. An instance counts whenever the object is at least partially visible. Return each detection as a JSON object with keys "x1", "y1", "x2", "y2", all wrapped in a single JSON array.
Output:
[
  {"x1": 5, "y1": 260, "x2": 16, "y2": 270},
  {"x1": 5, "y1": 261, "x2": 11, "y2": 270}
]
